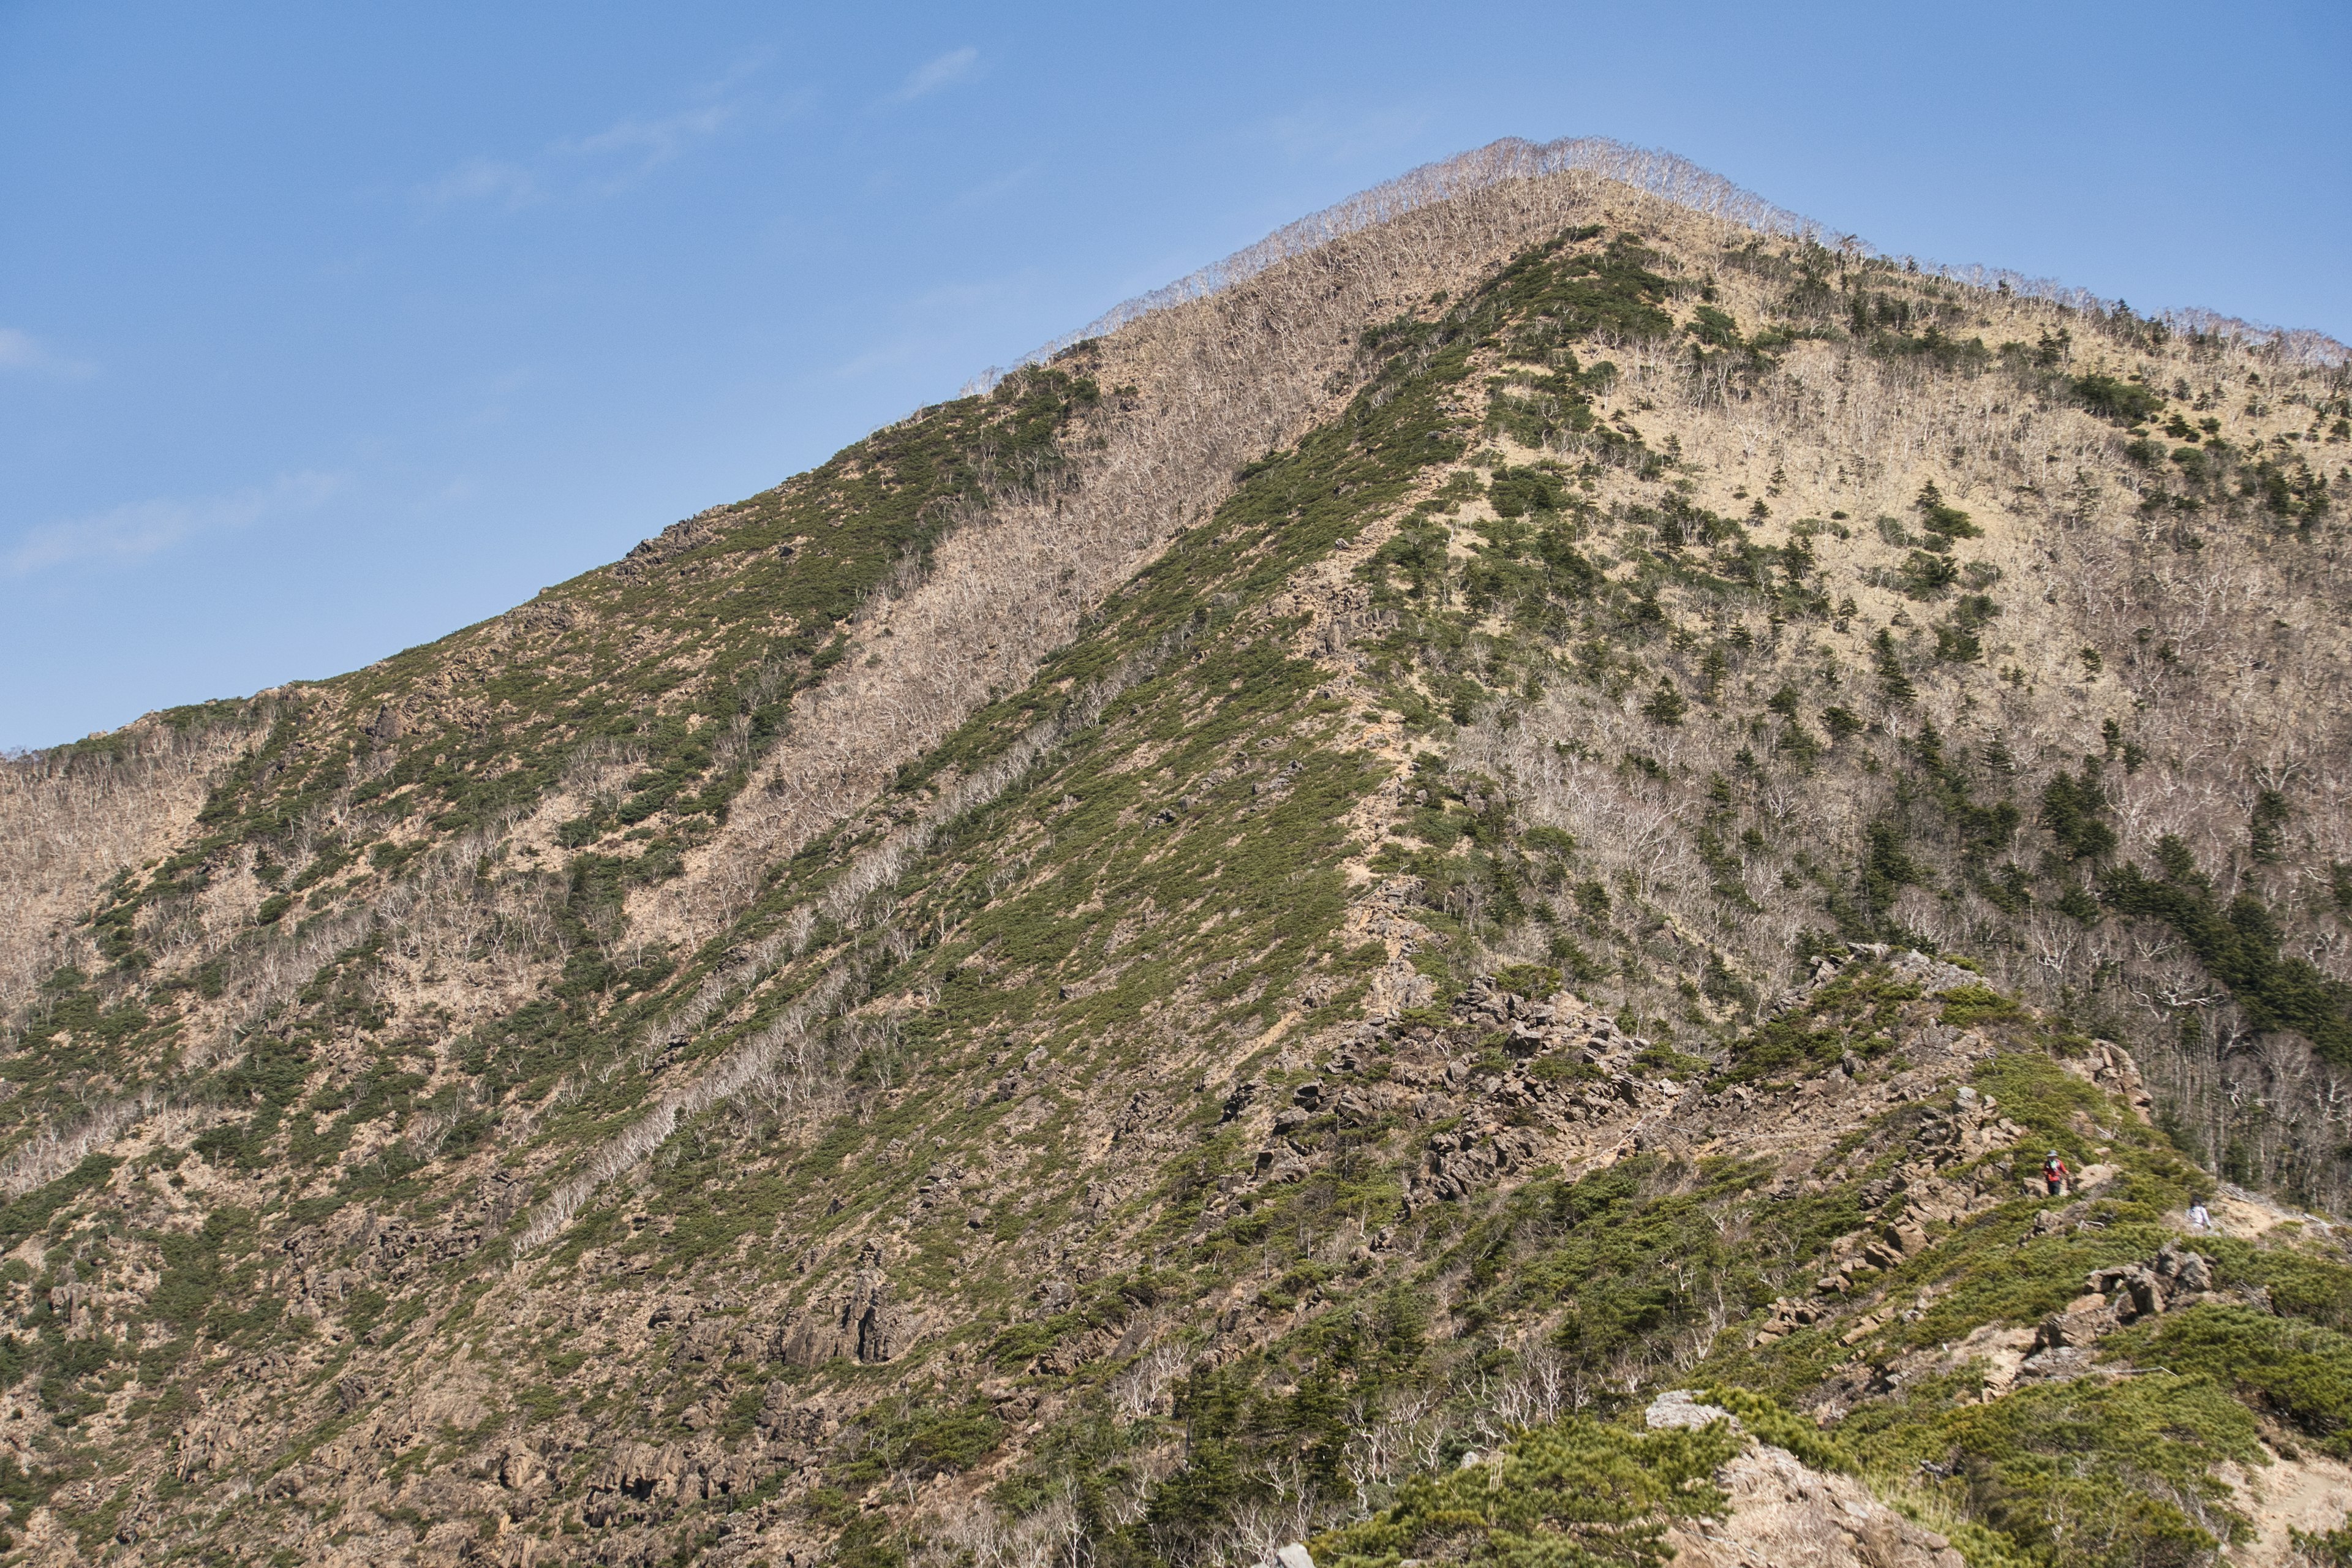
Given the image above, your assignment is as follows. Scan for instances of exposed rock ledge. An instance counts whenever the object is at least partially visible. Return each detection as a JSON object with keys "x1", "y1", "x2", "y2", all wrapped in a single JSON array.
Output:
[{"x1": 1649, "y1": 1392, "x2": 1966, "y2": 1568}]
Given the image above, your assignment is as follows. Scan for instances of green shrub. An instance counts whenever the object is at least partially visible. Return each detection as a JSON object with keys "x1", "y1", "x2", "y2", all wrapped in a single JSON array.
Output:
[
  {"x1": 1687, "y1": 306, "x2": 1743, "y2": 349},
  {"x1": 1523, "y1": 826, "x2": 1575, "y2": 860},
  {"x1": 1899, "y1": 551, "x2": 1961, "y2": 600},
  {"x1": 832, "y1": 1398, "x2": 1004, "y2": 1488},
  {"x1": 2100, "y1": 870, "x2": 2352, "y2": 1063},
  {"x1": 2071, "y1": 374, "x2": 2165, "y2": 426},
  {"x1": 1939, "y1": 985, "x2": 2026, "y2": 1028},
  {"x1": 0, "y1": 1155, "x2": 119, "y2": 1251},
  {"x1": 1841, "y1": 1372, "x2": 2256, "y2": 1568},
  {"x1": 1642, "y1": 680, "x2": 1687, "y2": 726},
  {"x1": 1311, "y1": 1415, "x2": 1738, "y2": 1568},
  {"x1": 2040, "y1": 768, "x2": 2116, "y2": 861},
  {"x1": 2296, "y1": 1524, "x2": 2352, "y2": 1567},
  {"x1": 2113, "y1": 1305, "x2": 2352, "y2": 1455},
  {"x1": 1914, "y1": 482, "x2": 1982, "y2": 539},
  {"x1": 1873, "y1": 631, "x2": 1917, "y2": 703},
  {"x1": 1489, "y1": 466, "x2": 1567, "y2": 518},
  {"x1": 1493, "y1": 963, "x2": 1564, "y2": 999},
  {"x1": 1698, "y1": 1385, "x2": 1855, "y2": 1474},
  {"x1": 2244, "y1": 1248, "x2": 2352, "y2": 1331},
  {"x1": 1722, "y1": 963, "x2": 1920, "y2": 1084}
]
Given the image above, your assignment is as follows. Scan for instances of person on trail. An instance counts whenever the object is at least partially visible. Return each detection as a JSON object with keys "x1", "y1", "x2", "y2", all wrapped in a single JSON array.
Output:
[
  {"x1": 2188, "y1": 1196, "x2": 2213, "y2": 1234},
  {"x1": 2042, "y1": 1150, "x2": 2071, "y2": 1197}
]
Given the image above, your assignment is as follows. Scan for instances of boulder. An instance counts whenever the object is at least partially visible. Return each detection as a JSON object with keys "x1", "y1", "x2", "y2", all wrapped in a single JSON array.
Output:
[
  {"x1": 1664, "y1": 1439, "x2": 1967, "y2": 1567},
  {"x1": 1646, "y1": 1389, "x2": 1736, "y2": 1430},
  {"x1": 2155, "y1": 1241, "x2": 2214, "y2": 1294},
  {"x1": 2036, "y1": 1293, "x2": 2120, "y2": 1350}
]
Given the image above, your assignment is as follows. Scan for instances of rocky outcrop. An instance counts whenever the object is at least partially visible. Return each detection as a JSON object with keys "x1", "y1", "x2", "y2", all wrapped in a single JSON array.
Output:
[
  {"x1": 2027, "y1": 1241, "x2": 2221, "y2": 1371},
  {"x1": 1665, "y1": 1441, "x2": 1969, "y2": 1568},
  {"x1": 1646, "y1": 1392, "x2": 1967, "y2": 1568},
  {"x1": 611, "y1": 512, "x2": 726, "y2": 581},
  {"x1": 2060, "y1": 1037, "x2": 2158, "y2": 1122},
  {"x1": 776, "y1": 1245, "x2": 919, "y2": 1366},
  {"x1": 1765, "y1": 944, "x2": 1984, "y2": 1020},
  {"x1": 582, "y1": 1439, "x2": 769, "y2": 1526}
]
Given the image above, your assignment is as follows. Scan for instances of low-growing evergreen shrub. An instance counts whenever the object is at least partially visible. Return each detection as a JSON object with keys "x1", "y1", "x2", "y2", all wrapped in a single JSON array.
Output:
[
  {"x1": 2113, "y1": 1305, "x2": 2352, "y2": 1456},
  {"x1": 1311, "y1": 1415, "x2": 1740, "y2": 1568}
]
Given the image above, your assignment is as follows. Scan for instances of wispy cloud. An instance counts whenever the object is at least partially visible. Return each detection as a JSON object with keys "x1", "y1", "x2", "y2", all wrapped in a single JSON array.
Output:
[
  {"x1": 887, "y1": 47, "x2": 979, "y2": 104},
  {"x1": 417, "y1": 157, "x2": 541, "y2": 209},
  {"x1": 0, "y1": 326, "x2": 95, "y2": 379},
  {"x1": 948, "y1": 162, "x2": 1037, "y2": 212},
  {"x1": 565, "y1": 102, "x2": 737, "y2": 190},
  {"x1": 415, "y1": 62, "x2": 778, "y2": 209},
  {"x1": 5, "y1": 472, "x2": 341, "y2": 577}
]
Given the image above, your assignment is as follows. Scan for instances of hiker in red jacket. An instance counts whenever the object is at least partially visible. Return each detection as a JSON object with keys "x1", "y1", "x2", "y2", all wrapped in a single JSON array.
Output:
[{"x1": 2043, "y1": 1151, "x2": 2071, "y2": 1197}]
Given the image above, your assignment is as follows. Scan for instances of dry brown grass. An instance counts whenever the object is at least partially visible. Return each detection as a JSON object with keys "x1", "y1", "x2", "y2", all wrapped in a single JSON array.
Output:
[
  {"x1": 0, "y1": 725, "x2": 244, "y2": 1016},
  {"x1": 626, "y1": 167, "x2": 1679, "y2": 951}
]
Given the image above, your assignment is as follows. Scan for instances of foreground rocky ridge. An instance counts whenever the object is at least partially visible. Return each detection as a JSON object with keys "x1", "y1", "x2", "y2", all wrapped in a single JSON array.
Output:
[{"x1": 0, "y1": 146, "x2": 2350, "y2": 1565}]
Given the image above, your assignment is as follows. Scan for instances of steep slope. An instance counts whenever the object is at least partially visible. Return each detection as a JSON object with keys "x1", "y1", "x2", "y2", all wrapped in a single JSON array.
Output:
[{"x1": 1, "y1": 141, "x2": 2350, "y2": 1567}]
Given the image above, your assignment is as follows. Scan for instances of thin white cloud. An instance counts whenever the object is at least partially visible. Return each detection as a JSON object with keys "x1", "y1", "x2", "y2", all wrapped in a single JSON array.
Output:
[
  {"x1": 0, "y1": 326, "x2": 95, "y2": 379},
  {"x1": 948, "y1": 163, "x2": 1037, "y2": 212},
  {"x1": 888, "y1": 47, "x2": 978, "y2": 104},
  {"x1": 417, "y1": 157, "x2": 541, "y2": 209},
  {"x1": 565, "y1": 102, "x2": 736, "y2": 190},
  {"x1": 415, "y1": 70, "x2": 771, "y2": 208},
  {"x1": 4, "y1": 472, "x2": 340, "y2": 577}
]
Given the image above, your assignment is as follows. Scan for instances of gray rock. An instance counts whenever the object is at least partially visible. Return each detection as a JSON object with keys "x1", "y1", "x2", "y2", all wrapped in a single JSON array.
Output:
[
  {"x1": 2155, "y1": 1241, "x2": 2213, "y2": 1293},
  {"x1": 1646, "y1": 1389, "x2": 1738, "y2": 1431}
]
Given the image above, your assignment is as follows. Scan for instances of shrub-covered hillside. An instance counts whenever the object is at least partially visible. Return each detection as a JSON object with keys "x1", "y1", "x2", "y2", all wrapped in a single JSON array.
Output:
[{"x1": 0, "y1": 143, "x2": 2348, "y2": 1567}]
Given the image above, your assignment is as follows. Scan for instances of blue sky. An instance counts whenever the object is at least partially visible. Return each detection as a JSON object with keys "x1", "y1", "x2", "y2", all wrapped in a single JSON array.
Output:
[{"x1": 2, "y1": 1, "x2": 2345, "y2": 750}]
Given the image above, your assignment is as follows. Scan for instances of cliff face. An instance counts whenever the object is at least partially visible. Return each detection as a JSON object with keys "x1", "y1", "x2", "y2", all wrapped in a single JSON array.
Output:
[{"x1": 2, "y1": 146, "x2": 2351, "y2": 1566}]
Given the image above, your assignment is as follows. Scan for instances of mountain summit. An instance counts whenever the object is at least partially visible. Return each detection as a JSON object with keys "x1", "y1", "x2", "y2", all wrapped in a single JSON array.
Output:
[{"x1": 3, "y1": 138, "x2": 2351, "y2": 1567}]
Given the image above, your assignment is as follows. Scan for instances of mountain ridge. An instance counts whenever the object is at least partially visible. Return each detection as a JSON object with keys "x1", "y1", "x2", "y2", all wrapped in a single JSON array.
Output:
[
  {"x1": 0, "y1": 148, "x2": 2349, "y2": 1568},
  {"x1": 1006, "y1": 137, "x2": 2348, "y2": 390}
]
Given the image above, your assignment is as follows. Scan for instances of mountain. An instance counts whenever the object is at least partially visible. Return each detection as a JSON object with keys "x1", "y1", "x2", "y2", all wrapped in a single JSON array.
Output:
[{"x1": 2, "y1": 137, "x2": 2351, "y2": 1568}]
